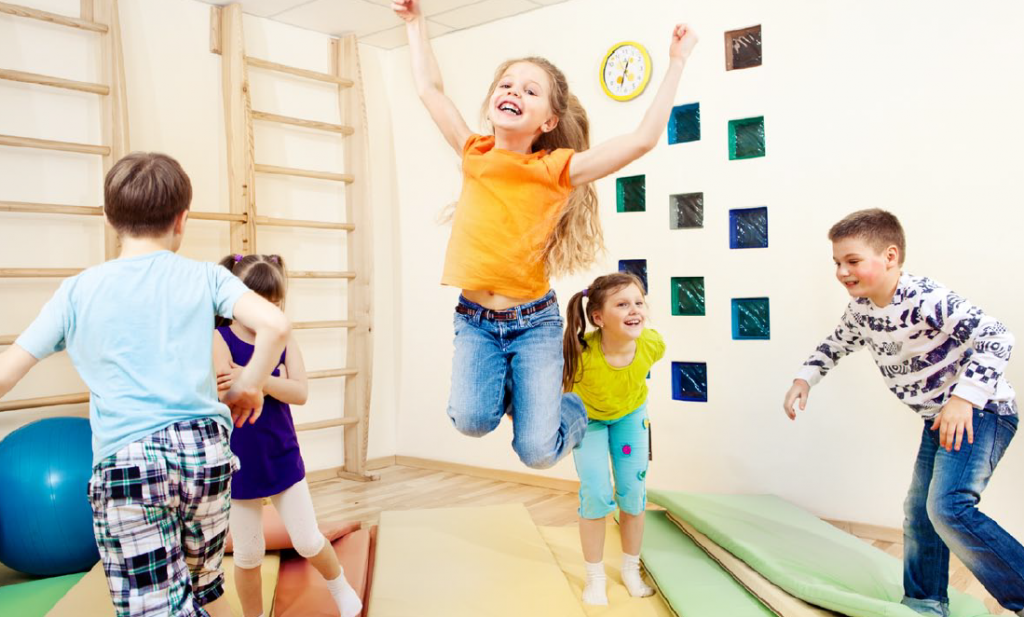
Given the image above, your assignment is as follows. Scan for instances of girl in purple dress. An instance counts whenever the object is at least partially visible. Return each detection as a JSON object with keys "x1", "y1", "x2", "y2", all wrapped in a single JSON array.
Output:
[{"x1": 214, "y1": 254, "x2": 361, "y2": 617}]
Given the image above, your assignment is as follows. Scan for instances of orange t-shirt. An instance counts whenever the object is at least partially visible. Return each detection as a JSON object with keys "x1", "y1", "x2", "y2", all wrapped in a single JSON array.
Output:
[{"x1": 441, "y1": 134, "x2": 575, "y2": 299}]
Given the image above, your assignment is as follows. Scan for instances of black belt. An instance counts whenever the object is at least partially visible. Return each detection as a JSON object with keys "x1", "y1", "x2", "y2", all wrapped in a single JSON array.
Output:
[{"x1": 455, "y1": 296, "x2": 557, "y2": 321}]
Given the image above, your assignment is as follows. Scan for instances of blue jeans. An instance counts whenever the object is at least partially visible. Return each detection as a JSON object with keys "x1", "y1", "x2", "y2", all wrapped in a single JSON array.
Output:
[
  {"x1": 902, "y1": 409, "x2": 1024, "y2": 616},
  {"x1": 447, "y1": 291, "x2": 588, "y2": 469},
  {"x1": 573, "y1": 405, "x2": 649, "y2": 519}
]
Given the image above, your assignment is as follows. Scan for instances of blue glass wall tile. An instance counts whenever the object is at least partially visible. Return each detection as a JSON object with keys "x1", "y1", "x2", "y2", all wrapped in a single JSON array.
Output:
[
  {"x1": 729, "y1": 207, "x2": 768, "y2": 249},
  {"x1": 672, "y1": 361, "x2": 708, "y2": 402},
  {"x1": 619, "y1": 259, "x2": 648, "y2": 293},
  {"x1": 668, "y1": 103, "x2": 700, "y2": 145}
]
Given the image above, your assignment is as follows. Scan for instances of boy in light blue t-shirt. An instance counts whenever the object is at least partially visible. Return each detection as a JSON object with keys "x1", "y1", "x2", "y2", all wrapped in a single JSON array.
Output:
[{"x1": 0, "y1": 152, "x2": 290, "y2": 617}]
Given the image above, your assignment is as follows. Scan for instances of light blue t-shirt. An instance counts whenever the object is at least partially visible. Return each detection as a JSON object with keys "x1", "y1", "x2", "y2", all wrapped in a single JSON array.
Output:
[{"x1": 16, "y1": 251, "x2": 250, "y2": 464}]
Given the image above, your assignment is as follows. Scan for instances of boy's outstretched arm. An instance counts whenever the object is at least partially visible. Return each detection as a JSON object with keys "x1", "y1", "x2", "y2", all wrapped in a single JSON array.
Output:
[
  {"x1": 782, "y1": 379, "x2": 810, "y2": 420},
  {"x1": 785, "y1": 307, "x2": 867, "y2": 420},
  {"x1": 569, "y1": 24, "x2": 698, "y2": 187},
  {"x1": 0, "y1": 345, "x2": 39, "y2": 400},
  {"x1": 222, "y1": 292, "x2": 290, "y2": 426},
  {"x1": 394, "y1": 0, "x2": 472, "y2": 153}
]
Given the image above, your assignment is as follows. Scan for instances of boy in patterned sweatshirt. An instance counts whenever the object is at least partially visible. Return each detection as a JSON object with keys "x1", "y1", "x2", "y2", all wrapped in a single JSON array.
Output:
[{"x1": 783, "y1": 209, "x2": 1023, "y2": 617}]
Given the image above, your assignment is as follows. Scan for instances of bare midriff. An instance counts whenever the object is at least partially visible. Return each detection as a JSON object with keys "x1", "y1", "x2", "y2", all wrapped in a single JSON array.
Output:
[{"x1": 461, "y1": 288, "x2": 540, "y2": 311}]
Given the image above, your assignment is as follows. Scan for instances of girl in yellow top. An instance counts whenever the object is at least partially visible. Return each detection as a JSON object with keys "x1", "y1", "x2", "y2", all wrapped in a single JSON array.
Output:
[
  {"x1": 395, "y1": 0, "x2": 695, "y2": 468},
  {"x1": 563, "y1": 272, "x2": 665, "y2": 605}
]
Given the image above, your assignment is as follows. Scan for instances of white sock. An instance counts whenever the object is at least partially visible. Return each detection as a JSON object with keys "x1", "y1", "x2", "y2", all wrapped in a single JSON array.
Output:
[
  {"x1": 325, "y1": 570, "x2": 363, "y2": 617},
  {"x1": 621, "y1": 552, "x2": 654, "y2": 598},
  {"x1": 582, "y1": 560, "x2": 608, "y2": 605}
]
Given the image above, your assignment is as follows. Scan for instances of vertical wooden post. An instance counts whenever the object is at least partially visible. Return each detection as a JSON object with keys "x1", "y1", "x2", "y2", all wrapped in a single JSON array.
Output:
[
  {"x1": 332, "y1": 36, "x2": 373, "y2": 479},
  {"x1": 80, "y1": 0, "x2": 93, "y2": 22},
  {"x1": 219, "y1": 4, "x2": 256, "y2": 254},
  {"x1": 95, "y1": 0, "x2": 128, "y2": 260}
]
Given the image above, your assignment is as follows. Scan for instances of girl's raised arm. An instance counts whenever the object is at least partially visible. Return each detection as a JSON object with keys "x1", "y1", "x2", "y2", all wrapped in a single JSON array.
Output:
[
  {"x1": 569, "y1": 25, "x2": 698, "y2": 187},
  {"x1": 394, "y1": 0, "x2": 473, "y2": 153}
]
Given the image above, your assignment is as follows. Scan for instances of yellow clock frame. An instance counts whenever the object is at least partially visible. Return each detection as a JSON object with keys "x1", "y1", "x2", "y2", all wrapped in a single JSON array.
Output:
[{"x1": 599, "y1": 41, "x2": 653, "y2": 102}]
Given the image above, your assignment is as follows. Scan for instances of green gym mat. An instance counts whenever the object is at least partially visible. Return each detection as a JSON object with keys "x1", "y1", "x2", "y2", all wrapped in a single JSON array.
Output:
[
  {"x1": 642, "y1": 510, "x2": 777, "y2": 617},
  {"x1": 648, "y1": 491, "x2": 996, "y2": 617},
  {"x1": 0, "y1": 573, "x2": 85, "y2": 617}
]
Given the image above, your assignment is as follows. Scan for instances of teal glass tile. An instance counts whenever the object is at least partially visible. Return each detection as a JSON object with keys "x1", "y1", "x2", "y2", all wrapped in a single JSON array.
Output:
[
  {"x1": 671, "y1": 276, "x2": 705, "y2": 316},
  {"x1": 668, "y1": 103, "x2": 700, "y2": 145},
  {"x1": 616, "y1": 175, "x2": 645, "y2": 212},
  {"x1": 728, "y1": 116, "x2": 765, "y2": 160},
  {"x1": 729, "y1": 207, "x2": 768, "y2": 249},
  {"x1": 672, "y1": 361, "x2": 707, "y2": 402},
  {"x1": 732, "y1": 297, "x2": 770, "y2": 340},
  {"x1": 670, "y1": 192, "x2": 703, "y2": 229}
]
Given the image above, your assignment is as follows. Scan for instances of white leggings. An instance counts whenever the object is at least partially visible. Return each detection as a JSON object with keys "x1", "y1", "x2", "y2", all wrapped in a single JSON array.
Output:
[{"x1": 230, "y1": 478, "x2": 326, "y2": 569}]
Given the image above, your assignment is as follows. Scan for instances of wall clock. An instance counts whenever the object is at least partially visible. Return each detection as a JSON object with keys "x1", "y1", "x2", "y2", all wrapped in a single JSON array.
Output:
[{"x1": 600, "y1": 41, "x2": 652, "y2": 102}]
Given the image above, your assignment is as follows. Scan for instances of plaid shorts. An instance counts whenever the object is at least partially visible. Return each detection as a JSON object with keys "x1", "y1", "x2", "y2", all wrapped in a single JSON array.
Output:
[{"x1": 88, "y1": 418, "x2": 238, "y2": 617}]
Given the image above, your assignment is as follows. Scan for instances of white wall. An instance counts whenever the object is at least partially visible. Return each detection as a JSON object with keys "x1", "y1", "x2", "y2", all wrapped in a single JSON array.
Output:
[
  {"x1": 0, "y1": 0, "x2": 399, "y2": 466},
  {"x1": 385, "y1": 0, "x2": 1024, "y2": 535}
]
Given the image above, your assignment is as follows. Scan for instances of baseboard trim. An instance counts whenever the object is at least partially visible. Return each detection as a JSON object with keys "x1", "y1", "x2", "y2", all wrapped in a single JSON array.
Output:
[
  {"x1": 825, "y1": 518, "x2": 902, "y2": 543},
  {"x1": 394, "y1": 455, "x2": 581, "y2": 493}
]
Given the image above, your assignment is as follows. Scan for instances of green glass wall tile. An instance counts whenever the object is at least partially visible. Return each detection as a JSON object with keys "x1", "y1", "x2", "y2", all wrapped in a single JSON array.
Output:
[
  {"x1": 728, "y1": 116, "x2": 765, "y2": 160},
  {"x1": 732, "y1": 297, "x2": 770, "y2": 340},
  {"x1": 617, "y1": 175, "x2": 646, "y2": 212},
  {"x1": 671, "y1": 276, "x2": 705, "y2": 316}
]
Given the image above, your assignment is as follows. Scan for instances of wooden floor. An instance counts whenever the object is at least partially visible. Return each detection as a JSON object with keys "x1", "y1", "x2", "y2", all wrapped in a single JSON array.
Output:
[{"x1": 311, "y1": 464, "x2": 1014, "y2": 616}]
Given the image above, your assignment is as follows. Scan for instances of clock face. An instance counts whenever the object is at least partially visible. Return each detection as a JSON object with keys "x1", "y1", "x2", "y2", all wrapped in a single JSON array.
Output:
[{"x1": 601, "y1": 42, "x2": 651, "y2": 101}]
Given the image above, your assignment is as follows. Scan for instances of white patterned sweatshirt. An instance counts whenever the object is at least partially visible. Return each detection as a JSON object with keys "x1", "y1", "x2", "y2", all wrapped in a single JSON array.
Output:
[{"x1": 796, "y1": 273, "x2": 1016, "y2": 419}]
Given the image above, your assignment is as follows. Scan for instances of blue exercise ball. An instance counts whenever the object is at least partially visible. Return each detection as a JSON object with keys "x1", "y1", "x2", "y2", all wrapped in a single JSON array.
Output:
[{"x1": 0, "y1": 417, "x2": 99, "y2": 576}]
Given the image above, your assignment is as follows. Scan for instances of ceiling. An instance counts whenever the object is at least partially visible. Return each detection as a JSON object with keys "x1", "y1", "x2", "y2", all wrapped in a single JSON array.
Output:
[{"x1": 198, "y1": 0, "x2": 569, "y2": 49}]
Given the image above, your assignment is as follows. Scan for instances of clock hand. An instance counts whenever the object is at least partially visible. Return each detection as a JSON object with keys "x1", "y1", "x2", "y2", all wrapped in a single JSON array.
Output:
[{"x1": 620, "y1": 60, "x2": 630, "y2": 86}]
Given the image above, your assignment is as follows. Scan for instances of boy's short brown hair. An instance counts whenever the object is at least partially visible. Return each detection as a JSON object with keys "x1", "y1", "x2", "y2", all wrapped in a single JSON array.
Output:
[
  {"x1": 828, "y1": 208, "x2": 906, "y2": 265},
  {"x1": 103, "y1": 152, "x2": 191, "y2": 237}
]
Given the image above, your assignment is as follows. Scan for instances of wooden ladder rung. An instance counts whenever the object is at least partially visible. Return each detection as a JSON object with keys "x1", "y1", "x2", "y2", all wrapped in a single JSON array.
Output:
[
  {"x1": 252, "y1": 110, "x2": 353, "y2": 136},
  {"x1": 0, "y1": 268, "x2": 83, "y2": 278},
  {"x1": 294, "y1": 417, "x2": 359, "y2": 432},
  {"x1": 0, "y1": 134, "x2": 109, "y2": 156},
  {"x1": 255, "y1": 163, "x2": 353, "y2": 184},
  {"x1": 0, "y1": 392, "x2": 90, "y2": 413},
  {"x1": 0, "y1": 2, "x2": 108, "y2": 33},
  {"x1": 0, "y1": 334, "x2": 15, "y2": 346},
  {"x1": 245, "y1": 56, "x2": 353, "y2": 87},
  {"x1": 189, "y1": 211, "x2": 247, "y2": 222},
  {"x1": 0, "y1": 68, "x2": 109, "y2": 95},
  {"x1": 293, "y1": 320, "x2": 357, "y2": 330},
  {"x1": 0, "y1": 201, "x2": 102, "y2": 216},
  {"x1": 307, "y1": 368, "x2": 358, "y2": 380},
  {"x1": 288, "y1": 270, "x2": 357, "y2": 280},
  {"x1": 255, "y1": 215, "x2": 353, "y2": 231}
]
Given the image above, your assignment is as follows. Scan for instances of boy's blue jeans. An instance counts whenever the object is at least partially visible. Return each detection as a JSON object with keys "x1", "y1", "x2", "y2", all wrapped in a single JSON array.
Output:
[
  {"x1": 447, "y1": 291, "x2": 588, "y2": 469},
  {"x1": 902, "y1": 409, "x2": 1024, "y2": 616}
]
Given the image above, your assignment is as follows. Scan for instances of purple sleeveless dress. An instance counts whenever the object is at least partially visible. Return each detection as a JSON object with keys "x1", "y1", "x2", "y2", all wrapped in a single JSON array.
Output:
[{"x1": 218, "y1": 326, "x2": 305, "y2": 499}]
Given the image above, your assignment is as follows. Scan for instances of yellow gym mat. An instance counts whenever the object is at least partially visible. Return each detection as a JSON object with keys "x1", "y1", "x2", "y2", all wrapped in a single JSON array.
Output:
[
  {"x1": 367, "y1": 504, "x2": 587, "y2": 617},
  {"x1": 46, "y1": 553, "x2": 280, "y2": 616},
  {"x1": 537, "y1": 522, "x2": 674, "y2": 617}
]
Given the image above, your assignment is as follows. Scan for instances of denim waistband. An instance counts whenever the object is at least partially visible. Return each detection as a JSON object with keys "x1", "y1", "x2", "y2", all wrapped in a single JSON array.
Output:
[{"x1": 456, "y1": 290, "x2": 557, "y2": 322}]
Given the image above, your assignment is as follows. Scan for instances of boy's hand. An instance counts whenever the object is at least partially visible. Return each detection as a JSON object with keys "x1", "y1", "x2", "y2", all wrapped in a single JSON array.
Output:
[
  {"x1": 224, "y1": 381, "x2": 264, "y2": 427},
  {"x1": 392, "y1": 0, "x2": 421, "y2": 22},
  {"x1": 669, "y1": 24, "x2": 699, "y2": 62},
  {"x1": 783, "y1": 379, "x2": 810, "y2": 420},
  {"x1": 931, "y1": 396, "x2": 974, "y2": 452}
]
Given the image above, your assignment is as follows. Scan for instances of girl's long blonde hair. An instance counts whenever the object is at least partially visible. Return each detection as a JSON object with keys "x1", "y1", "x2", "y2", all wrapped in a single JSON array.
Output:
[{"x1": 480, "y1": 57, "x2": 604, "y2": 278}]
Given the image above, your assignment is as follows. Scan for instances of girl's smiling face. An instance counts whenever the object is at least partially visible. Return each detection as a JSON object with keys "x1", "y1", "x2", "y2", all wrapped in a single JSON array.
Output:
[
  {"x1": 487, "y1": 62, "x2": 558, "y2": 138},
  {"x1": 591, "y1": 283, "x2": 647, "y2": 341}
]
